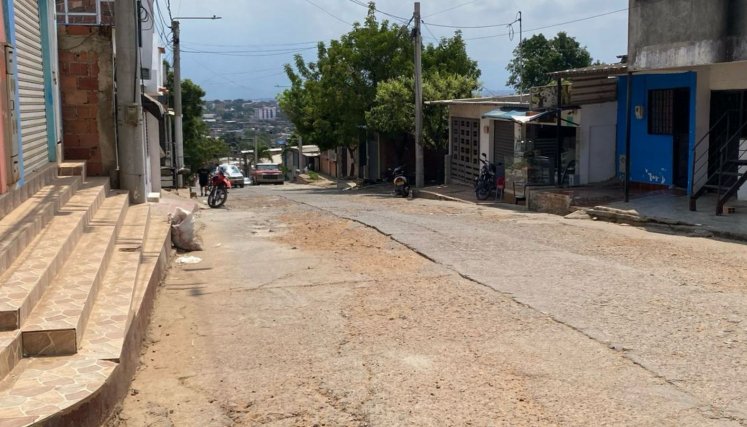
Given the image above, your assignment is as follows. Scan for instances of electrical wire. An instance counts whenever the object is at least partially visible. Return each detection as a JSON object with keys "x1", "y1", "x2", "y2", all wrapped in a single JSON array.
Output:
[
  {"x1": 424, "y1": 0, "x2": 480, "y2": 18},
  {"x1": 180, "y1": 44, "x2": 318, "y2": 54},
  {"x1": 422, "y1": 21, "x2": 440, "y2": 43},
  {"x1": 180, "y1": 46, "x2": 317, "y2": 57},
  {"x1": 302, "y1": 0, "x2": 353, "y2": 26},
  {"x1": 346, "y1": 0, "x2": 409, "y2": 23},
  {"x1": 465, "y1": 8, "x2": 627, "y2": 41},
  {"x1": 180, "y1": 40, "x2": 319, "y2": 48},
  {"x1": 422, "y1": 20, "x2": 512, "y2": 29}
]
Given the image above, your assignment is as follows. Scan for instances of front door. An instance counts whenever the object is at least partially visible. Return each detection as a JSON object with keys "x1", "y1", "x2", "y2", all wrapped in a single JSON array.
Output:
[{"x1": 672, "y1": 88, "x2": 690, "y2": 189}]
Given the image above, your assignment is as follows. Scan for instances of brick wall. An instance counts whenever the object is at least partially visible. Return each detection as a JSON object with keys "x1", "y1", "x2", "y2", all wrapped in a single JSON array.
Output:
[{"x1": 58, "y1": 26, "x2": 115, "y2": 177}]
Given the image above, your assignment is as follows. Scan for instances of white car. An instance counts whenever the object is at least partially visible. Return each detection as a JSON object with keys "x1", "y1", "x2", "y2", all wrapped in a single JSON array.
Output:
[{"x1": 216, "y1": 164, "x2": 245, "y2": 188}]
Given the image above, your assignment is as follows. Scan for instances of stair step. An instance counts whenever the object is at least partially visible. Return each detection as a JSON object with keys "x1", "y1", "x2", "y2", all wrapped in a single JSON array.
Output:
[
  {"x1": 78, "y1": 204, "x2": 151, "y2": 361},
  {"x1": 0, "y1": 179, "x2": 110, "y2": 331},
  {"x1": 128, "y1": 214, "x2": 171, "y2": 325},
  {"x1": 703, "y1": 184, "x2": 730, "y2": 190},
  {"x1": 0, "y1": 354, "x2": 115, "y2": 425},
  {"x1": 20, "y1": 192, "x2": 129, "y2": 357},
  {"x1": 0, "y1": 331, "x2": 21, "y2": 381},
  {"x1": 0, "y1": 176, "x2": 80, "y2": 274}
]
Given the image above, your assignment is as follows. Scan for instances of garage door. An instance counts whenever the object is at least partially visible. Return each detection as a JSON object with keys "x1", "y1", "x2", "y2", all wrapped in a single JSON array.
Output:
[
  {"x1": 14, "y1": 0, "x2": 49, "y2": 174},
  {"x1": 451, "y1": 117, "x2": 479, "y2": 183}
]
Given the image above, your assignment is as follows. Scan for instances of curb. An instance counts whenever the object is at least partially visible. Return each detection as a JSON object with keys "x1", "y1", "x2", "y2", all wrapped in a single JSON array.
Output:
[
  {"x1": 417, "y1": 190, "x2": 476, "y2": 205},
  {"x1": 583, "y1": 206, "x2": 747, "y2": 243}
]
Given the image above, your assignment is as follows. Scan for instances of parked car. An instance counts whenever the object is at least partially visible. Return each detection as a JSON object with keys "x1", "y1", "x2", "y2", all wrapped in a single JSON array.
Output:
[
  {"x1": 251, "y1": 163, "x2": 284, "y2": 185},
  {"x1": 216, "y1": 164, "x2": 245, "y2": 188}
]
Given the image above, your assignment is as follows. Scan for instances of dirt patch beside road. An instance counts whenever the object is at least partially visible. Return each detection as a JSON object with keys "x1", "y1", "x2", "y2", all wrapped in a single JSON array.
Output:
[{"x1": 110, "y1": 191, "x2": 721, "y2": 426}]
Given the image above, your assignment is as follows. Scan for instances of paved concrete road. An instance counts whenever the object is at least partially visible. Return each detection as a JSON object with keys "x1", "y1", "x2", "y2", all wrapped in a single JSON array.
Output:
[{"x1": 111, "y1": 184, "x2": 747, "y2": 426}]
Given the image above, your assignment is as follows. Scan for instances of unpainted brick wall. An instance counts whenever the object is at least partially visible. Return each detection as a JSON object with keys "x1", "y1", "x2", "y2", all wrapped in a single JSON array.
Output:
[{"x1": 58, "y1": 25, "x2": 115, "y2": 177}]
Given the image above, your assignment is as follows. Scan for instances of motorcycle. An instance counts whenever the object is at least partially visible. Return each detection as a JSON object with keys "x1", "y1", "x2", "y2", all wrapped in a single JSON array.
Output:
[
  {"x1": 207, "y1": 168, "x2": 232, "y2": 208},
  {"x1": 387, "y1": 166, "x2": 411, "y2": 198},
  {"x1": 474, "y1": 153, "x2": 497, "y2": 200}
]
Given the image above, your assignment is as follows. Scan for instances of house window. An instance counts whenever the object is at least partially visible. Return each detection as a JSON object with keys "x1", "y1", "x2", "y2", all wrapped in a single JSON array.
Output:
[{"x1": 648, "y1": 89, "x2": 674, "y2": 135}]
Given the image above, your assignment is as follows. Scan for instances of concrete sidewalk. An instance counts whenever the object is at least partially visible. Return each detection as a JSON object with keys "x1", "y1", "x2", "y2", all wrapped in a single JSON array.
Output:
[
  {"x1": 418, "y1": 183, "x2": 747, "y2": 242},
  {"x1": 593, "y1": 193, "x2": 747, "y2": 241}
]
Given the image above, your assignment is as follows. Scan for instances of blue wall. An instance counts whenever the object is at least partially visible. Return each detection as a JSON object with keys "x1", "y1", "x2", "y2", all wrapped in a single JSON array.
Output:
[{"x1": 616, "y1": 72, "x2": 697, "y2": 190}]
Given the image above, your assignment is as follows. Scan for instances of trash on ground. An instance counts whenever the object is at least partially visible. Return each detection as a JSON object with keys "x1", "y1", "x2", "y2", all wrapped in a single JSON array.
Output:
[
  {"x1": 169, "y1": 207, "x2": 204, "y2": 251},
  {"x1": 176, "y1": 255, "x2": 202, "y2": 264}
]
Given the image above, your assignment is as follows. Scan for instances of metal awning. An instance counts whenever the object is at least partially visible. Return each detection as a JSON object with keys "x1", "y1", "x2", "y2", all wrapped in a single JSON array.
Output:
[
  {"x1": 482, "y1": 109, "x2": 529, "y2": 120},
  {"x1": 289, "y1": 145, "x2": 321, "y2": 157},
  {"x1": 483, "y1": 109, "x2": 579, "y2": 126}
]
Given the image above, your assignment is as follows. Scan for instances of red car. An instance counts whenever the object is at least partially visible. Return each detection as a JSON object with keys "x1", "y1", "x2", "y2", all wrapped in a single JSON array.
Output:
[{"x1": 251, "y1": 163, "x2": 284, "y2": 185}]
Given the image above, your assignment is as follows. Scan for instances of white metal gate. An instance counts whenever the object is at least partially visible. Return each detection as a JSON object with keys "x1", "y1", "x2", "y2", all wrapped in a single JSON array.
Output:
[{"x1": 14, "y1": 0, "x2": 49, "y2": 174}]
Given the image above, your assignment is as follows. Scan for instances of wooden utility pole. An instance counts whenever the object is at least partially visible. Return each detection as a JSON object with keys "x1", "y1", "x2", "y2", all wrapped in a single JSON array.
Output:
[
  {"x1": 115, "y1": 0, "x2": 146, "y2": 203},
  {"x1": 414, "y1": 2, "x2": 424, "y2": 188}
]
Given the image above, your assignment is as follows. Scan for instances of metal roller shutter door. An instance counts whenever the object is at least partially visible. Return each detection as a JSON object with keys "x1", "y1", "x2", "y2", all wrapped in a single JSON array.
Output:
[
  {"x1": 14, "y1": 0, "x2": 49, "y2": 174},
  {"x1": 493, "y1": 121, "x2": 514, "y2": 168}
]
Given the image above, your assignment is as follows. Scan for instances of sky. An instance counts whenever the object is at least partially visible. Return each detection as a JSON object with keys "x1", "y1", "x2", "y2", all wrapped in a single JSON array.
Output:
[{"x1": 156, "y1": 0, "x2": 629, "y2": 101}]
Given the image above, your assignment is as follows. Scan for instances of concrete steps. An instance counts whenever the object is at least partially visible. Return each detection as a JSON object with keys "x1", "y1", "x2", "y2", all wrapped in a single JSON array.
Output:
[
  {"x1": 0, "y1": 170, "x2": 174, "y2": 426},
  {"x1": 0, "y1": 176, "x2": 80, "y2": 274},
  {"x1": 20, "y1": 192, "x2": 129, "y2": 357},
  {"x1": 0, "y1": 354, "x2": 115, "y2": 425},
  {"x1": 0, "y1": 179, "x2": 110, "y2": 332},
  {"x1": 78, "y1": 204, "x2": 150, "y2": 361}
]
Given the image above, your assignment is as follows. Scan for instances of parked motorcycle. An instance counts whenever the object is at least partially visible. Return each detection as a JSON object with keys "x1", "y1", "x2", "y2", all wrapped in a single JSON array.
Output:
[
  {"x1": 474, "y1": 153, "x2": 497, "y2": 200},
  {"x1": 207, "y1": 167, "x2": 232, "y2": 208},
  {"x1": 387, "y1": 166, "x2": 411, "y2": 198}
]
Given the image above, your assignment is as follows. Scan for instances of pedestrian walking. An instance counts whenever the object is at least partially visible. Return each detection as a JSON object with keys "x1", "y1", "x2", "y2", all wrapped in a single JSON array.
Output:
[{"x1": 197, "y1": 166, "x2": 210, "y2": 196}]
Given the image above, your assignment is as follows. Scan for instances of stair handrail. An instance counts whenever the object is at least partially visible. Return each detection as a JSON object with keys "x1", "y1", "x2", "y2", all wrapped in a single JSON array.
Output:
[{"x1": 691, "y1": 110, "x2": 736, "y2": 194}]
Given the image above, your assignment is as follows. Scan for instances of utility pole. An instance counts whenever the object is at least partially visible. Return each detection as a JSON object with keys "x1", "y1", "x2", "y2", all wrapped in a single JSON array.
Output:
[
  {"x1": 172, "y1": 20, "x2": 184, "y2": 187},
  {"x1": 115, "y1": 0, "x2": 146, "y2": 203},
  {"x1": 254, "y1": 137, "x2": 259, "y2": 165},
  {"x1": 414, "y1": 2, "x2": 424, "y2": 188},
  {"x1": 298, "y1": 135, "x2": 304, "y2": 172},
  {"x1": 171, "y1": 15, "x2": 221, "y2": 188}
]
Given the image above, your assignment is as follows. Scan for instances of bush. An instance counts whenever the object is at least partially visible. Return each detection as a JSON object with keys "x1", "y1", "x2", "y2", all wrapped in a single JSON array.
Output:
[{"x1": 308, "y1": 171, "x2": 320, "y2": 181}]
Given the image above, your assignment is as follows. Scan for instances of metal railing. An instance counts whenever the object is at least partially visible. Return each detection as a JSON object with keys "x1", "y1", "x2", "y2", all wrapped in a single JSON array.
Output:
[{"x1": 56, "y1": 0, "x2": 114, "y2": 26}]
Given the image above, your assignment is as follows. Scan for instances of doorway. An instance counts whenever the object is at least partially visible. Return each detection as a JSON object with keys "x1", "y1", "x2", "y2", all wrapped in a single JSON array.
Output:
[
  {"x1": 709, "y1": 90, "x2": 747, "y2": 184},
  {"x1": 672, "y1": 88, "x2": 690, "y2": 189}
]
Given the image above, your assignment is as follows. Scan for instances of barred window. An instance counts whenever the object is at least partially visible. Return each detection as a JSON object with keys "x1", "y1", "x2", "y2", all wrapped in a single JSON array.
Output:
[{"x1": 648, "y1": 89, "x2": 673, "y2": 135}]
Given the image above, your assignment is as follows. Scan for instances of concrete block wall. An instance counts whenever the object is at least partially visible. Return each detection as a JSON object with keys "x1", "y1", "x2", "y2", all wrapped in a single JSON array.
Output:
[{"x1": 58, "y1": 26, "x2": 115, "y2": 178}]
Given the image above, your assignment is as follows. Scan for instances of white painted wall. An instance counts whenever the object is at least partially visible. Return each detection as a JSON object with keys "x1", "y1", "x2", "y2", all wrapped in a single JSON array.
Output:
[{"x1": 577, "y1": 102, "x2": 617, "y2": 184}]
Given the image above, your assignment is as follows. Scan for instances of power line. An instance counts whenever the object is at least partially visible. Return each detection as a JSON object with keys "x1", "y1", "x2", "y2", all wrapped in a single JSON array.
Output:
[
  {"x1": 346, "y1": 0, "x2": 409, "y2": 23},
  {"x1": 422, "y1": 21, "x2": 440, "y2": 43},
  {"x1": 303, "y1": 0, "x2": 353, "y2": 26},
  {"x1": 180, "y1": 46, "x2": 317, "y2": 57},
  {"x1": 465, "y1": 8, "x2": 627, "y2": 41},
  {"x1": 180, "y1": 44, "x2": 318, "y2": 54},
  {"x1": 424, "y1": 0, "x2": 480, "y2": 18},
  {"x1": 422, "y1": 20, "x2": 512, "y2": 29},
  {"x1": 180, "y1": 40, "x2": 319, "y2": 48}
]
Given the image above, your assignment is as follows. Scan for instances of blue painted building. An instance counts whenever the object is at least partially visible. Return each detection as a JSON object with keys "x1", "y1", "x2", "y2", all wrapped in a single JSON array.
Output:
[{"x1": 616, "y1": 72, "x2": 697, "y2": 191}]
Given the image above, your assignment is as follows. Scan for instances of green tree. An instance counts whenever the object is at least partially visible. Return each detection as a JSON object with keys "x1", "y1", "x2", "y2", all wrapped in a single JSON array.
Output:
[
  {"x1": 279, "y1": 3, "x2": 480, "y2": 170},
  {"x1": 506, "y1": 32, "x2": 593, "y2": 91},
  {"x1": 166, "y1": 72, "x2": 228, "y2": 170}
]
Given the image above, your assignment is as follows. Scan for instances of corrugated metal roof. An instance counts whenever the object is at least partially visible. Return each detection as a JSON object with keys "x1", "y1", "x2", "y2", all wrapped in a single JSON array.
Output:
[
  {"x1": 427, "y1": 94, "x2": 529, "y2": 106},
  {"x1": 548, "y1": 63, "x2": 627, "y2": 78}
]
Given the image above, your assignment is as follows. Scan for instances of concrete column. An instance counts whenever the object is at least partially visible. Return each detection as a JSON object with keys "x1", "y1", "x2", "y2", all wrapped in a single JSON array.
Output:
[{"x1": 114, "y1": 0, "x2": 146, "y2": 203}]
